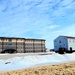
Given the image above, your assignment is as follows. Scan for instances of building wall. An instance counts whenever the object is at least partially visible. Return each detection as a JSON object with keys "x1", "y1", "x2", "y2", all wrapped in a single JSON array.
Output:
[
  {"x1": 67, "y1": 39, "x2": 75, "y2": 51},
  {"x1": 24, "y1": 39, "x2": 45, "y2": 53},
  {"x1": 54, "y1": 36, "x2": 68, "y2": 51},
  {"x1": 0, "y1": 37, "x2": 46, "y2": 53},
  {"x1": 0, "y1": 38, "x2": 17, "y2": 52},
  {"x1": 17, "y1": 39, "x2": 24, "y2": 53},
  {"x1": 25, "y1": 39, "x2": 33, "y2": 52}
]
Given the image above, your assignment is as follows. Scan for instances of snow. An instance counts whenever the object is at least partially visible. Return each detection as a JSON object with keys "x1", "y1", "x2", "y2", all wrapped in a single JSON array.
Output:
[{"x1": 0, "y1": 52, "x2": 75, "y2": 72}]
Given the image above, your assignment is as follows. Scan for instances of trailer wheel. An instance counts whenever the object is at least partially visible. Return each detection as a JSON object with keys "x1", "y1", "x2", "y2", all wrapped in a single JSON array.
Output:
[
  {"x1": 55, "y1": 51, "x2": 58, "y2": 53},
  {"x1": 58, "y1": 48, "x2": 65, "y2": 54}
]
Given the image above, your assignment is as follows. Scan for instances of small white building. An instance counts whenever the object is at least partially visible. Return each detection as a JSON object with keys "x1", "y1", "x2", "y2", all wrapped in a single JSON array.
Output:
[{"x1": 54, "y1": 36, "x2": 75, "y2": 52}]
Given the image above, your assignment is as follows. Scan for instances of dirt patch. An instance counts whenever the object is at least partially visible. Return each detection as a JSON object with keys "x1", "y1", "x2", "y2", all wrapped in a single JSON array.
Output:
[{"x1": 0, "y1": 62, "x2": 75, "y2": 75}]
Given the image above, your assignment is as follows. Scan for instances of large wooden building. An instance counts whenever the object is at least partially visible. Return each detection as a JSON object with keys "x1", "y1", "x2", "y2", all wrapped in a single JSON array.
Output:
[{"x1": 0, "y1": 37, "x2": 46, "y2": 53}]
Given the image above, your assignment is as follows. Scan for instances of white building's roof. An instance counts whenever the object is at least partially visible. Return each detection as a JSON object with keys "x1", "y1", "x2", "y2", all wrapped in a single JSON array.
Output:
[{"x1": 62, "y1": 36, "x2": 75, "y2": 39}]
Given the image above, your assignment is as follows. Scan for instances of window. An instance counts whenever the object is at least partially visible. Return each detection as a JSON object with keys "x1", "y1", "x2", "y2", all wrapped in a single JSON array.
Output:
[
  {"x1": 8, "y1": 39, "x2": 12, "y2": 42},
  {"x1": 59, "y1": 41, "x2": 61, "y2": 43},
  {"x1": 69, "y1": 39, "x2": 71, "y2": 42},
  {"x1": 21, "y1": 39, "x2": 23, "y2": 41},
  {"x1": 73, "y1": 40, "x2": 74, "y2": 42},
  {"x1": 8, "y1": 43, "x2": 12, "y2": 45},
  {"x1": 8, "y1": 39, "x2": 12, "y2": 46}
]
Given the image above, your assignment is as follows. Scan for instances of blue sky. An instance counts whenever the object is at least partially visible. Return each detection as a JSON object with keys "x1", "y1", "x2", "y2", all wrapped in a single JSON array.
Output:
[{"x1": 0, "y1": 0, "x2": 75, "y2": 49}]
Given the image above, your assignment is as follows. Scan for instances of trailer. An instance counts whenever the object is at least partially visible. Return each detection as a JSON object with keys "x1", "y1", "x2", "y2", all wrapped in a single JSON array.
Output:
[{"x1": 54, "y1": 36, "x2": 75, "y2": 54}]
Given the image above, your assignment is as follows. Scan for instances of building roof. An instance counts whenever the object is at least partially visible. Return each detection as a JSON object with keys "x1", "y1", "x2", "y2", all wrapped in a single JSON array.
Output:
[
  {"x1": 0, "y1": 37, "x2": 25, "y2": 39},
  {"x1": 0, "y1": 37, "x2": 45, "y2": 41},
  {"x1": 62, "y1": 36, "x2": 75, "y2": 39},
  {"x1": 25, "y1": 38, "x2": 45, "y2": 41}
]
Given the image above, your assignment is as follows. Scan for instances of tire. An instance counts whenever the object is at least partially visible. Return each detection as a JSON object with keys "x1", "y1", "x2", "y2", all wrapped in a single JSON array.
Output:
[
  {"x1": 58, "y1": 48, "x2": 65, "y2": 54},
  {"x1": 55, "y1": 51, "x2": 58, "y2": 53}
]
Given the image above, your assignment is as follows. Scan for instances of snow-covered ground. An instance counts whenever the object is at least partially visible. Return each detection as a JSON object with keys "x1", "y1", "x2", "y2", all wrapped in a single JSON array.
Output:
[{"x1": 0, "y1": 52, "x2": 75, "y2": 72}]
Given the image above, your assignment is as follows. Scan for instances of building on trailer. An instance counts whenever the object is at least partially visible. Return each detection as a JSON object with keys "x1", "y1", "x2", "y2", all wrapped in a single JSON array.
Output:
[
  {"x1": 54, "y1": 36, "x2": 75, "y2": 53},
  {"x1": 0, "y1": 37, "x2": 46, "y2": 53}
]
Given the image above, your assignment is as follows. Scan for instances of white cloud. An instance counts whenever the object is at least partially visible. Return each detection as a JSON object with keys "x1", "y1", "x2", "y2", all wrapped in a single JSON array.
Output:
[
  {"x1": 48, "y1": 25, "x2": 60, "y2": 29},
  {"x1": 52, "y1": 24, "x2": 75, "y2": 36}
]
